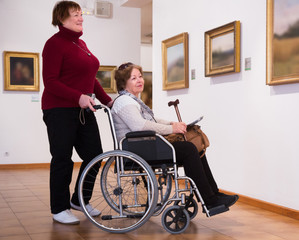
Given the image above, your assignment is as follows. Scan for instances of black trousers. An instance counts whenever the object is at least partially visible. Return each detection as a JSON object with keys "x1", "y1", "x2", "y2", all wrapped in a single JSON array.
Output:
[
  {"x1": 172, "y1": 141, "x2": 219, "y2": 202},
  {"x1": 43, "y1": 108, "x2": 103, "y2": 214}
]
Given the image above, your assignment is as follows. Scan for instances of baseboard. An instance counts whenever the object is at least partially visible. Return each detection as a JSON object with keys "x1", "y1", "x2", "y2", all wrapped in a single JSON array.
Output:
[
  {"x1": 0, "y1": 162, "x2": 81, "y2": 169},
  {"x1": 220, "y1": 189, "x2": 299, "y2": 221}
]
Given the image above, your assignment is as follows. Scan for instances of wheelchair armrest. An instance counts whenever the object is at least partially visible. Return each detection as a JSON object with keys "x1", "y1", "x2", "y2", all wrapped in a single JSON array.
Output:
[
  {"x1": 122, "y1": 131, "x2": 174, "y2": 167},
  {"x1": 125, "y1": 130, "x2": 156, "y2": 139}
]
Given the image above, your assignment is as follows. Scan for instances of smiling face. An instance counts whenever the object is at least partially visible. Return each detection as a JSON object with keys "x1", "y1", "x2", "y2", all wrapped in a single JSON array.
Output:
[
  {"x1": 61, "y1": 8, "x2": 83, "y2": 32},
  {"x1": 125, "y1": 68, "x2": 144, "y2": 97}
]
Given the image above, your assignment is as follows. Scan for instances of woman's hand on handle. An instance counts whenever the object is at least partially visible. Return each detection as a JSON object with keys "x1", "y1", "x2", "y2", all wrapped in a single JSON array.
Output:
[
  {"x1": 171, "y1": 122, "x2": 187, "y2": 134},
  {"x1": 79, "y1": 94, "x2": 96, "y2": 112}
]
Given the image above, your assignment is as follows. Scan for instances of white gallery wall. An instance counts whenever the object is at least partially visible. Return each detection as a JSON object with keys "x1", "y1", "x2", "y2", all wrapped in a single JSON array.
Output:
[
  {"x1": 1, "y1": 0, "x2": 298, "y2": 212},
  {"x1": 152, "y1": 0, "x2": 299, "y2": 210},
  {"x1": 0, "y1": 0, "x2": 141, "y2": 163}
]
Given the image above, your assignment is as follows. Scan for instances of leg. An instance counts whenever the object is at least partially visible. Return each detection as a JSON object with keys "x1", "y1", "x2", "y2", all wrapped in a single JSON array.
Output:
[
  {"x1": 43, "y1": 108, "x2": 79, "y2": 214},
  {"x1": 200, "y1": 153, "x2": 219, "y2": 194},
  {"x1": 172, "y1": 141, "x2": 215, "y2": 202},
  {"x1": 200, "y1": 152, "x2": 239, "y2": 205},
  {"x1": 71, "y1": 111, "x2": 103, "y2": 205},
  {"x1": 173, "y1": 141, "x2": 238, "y2": 208}
]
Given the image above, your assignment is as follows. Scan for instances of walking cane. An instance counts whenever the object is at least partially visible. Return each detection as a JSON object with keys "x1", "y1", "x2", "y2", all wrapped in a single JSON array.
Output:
[{"x1": 168, "y1": 99, "x2": 187, "y2": 141}]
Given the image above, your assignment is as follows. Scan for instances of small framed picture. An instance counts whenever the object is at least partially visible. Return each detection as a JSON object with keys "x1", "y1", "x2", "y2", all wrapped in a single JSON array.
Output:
[
  {"x1": 141, "y1": 71, "x2": 152, "y2": 109},
  {"x1": 96, "y1": 65, "x2": 117, "y2": 93},
  {"x1": 162, "y1": 32, "x2": 189, "y2": 90},
  {"x1": 4, "y1": 51, "x2": 40, "y2": 91},
  {"x1": 205, "y1": 21, "x2": 241, "y2": 77}
]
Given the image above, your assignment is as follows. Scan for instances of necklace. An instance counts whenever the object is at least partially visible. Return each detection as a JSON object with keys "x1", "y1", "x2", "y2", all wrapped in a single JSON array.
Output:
[{"x1": 72, "y1": 41, "x2": 91, "y2": 56}]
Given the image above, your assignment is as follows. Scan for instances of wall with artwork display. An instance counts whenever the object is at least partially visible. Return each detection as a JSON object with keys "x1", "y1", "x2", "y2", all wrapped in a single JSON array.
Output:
[
  {"x1": 152, "y1": 0, "x2": 299, "y2": 211},
  {"x1": 0, "y1": 0, "x2": 141, "y2": 164}
]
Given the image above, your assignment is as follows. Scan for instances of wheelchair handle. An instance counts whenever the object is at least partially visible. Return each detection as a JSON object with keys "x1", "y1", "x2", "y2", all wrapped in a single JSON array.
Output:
[{"x1": 85, "y1": 104, "x2": 103, "y2": 113}]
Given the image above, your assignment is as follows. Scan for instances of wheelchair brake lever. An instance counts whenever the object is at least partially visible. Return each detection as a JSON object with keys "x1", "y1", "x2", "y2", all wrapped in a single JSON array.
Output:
[{"x1": 158, "y1": 164, "x2": 168, "y2": 186}]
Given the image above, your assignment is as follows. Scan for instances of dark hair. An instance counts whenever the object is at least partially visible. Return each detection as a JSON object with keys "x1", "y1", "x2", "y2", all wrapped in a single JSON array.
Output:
[
  {"x1": 115, "y1": 63, "x2": 143, "y2": 92},
  {"x1": 52, "y1": 1, "x2": 81, "y2": 26}
]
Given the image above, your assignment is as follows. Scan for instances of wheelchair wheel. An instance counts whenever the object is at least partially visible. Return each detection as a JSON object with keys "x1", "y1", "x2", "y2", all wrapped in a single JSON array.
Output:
[
  {"x1": 174, "y1": 195, "x2": 198, "y2": 220},
  {"x1": 78, "y1": 150, "x2": 158, "y2": 233},
  {"x1": 161, "y1": 205, "x2": 190, "y2": 234}
]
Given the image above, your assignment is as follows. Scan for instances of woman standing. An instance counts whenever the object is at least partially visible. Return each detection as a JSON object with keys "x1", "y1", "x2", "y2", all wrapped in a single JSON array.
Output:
[{"x1": 42, "y1": 1, "x2": 112, "y2": 224}]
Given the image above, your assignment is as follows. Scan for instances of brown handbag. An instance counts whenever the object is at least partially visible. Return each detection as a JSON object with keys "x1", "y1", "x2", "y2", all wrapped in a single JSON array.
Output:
[
  {"x1": 165, "y1": 99, "x2": 210, "y2": 157},
  {"x1": 164, "y1": 125, "x2": 210, "y2": 157}
]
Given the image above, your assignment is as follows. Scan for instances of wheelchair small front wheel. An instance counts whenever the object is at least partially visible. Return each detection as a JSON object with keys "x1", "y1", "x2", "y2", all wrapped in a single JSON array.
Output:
[
  {"x1": 161, "y1": 205, "x2": 190, "y2": 234},
  {"x1": 174, "y1": 196, "x2": 198, "y2": 220}
]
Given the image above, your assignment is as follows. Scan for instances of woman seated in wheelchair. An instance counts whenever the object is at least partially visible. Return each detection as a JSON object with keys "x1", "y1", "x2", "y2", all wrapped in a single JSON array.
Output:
[{"x1": 111, "y1": 62, "x2": 238, "y2": 211}]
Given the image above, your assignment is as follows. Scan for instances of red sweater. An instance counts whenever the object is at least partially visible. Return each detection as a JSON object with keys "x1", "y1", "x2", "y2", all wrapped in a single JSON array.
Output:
[{"x1": 42, "y1": 26, "x2": 111, "y2": 110}]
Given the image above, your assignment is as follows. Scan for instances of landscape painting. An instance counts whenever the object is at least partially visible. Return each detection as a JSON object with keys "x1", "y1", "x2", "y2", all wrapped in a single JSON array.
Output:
[
  {"x1": 211, "y1": 32, "x2": 234, "y2": 69},
  {"x1": 167, "y1": 43, "x2": 185, "y2": 83},
  {"x1": 205, "y1": 21, "x2": 240, "y2": 77},
  {"x1": 162, "y1": 32, "x2": 189, "y2": 90},
  {"x1": 267, "y1": 0, "x2": 299, "y2": 85}
]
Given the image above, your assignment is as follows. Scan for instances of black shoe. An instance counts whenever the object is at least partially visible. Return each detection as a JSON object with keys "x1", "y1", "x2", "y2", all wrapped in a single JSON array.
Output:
[
  {"x1": 216, "y1": 192, "x2": 239, "y2": 207},
  {"x1": 216, "y1": 192, "x2": 230, "y2": 197},
  {"x1": 206, "y1": 194, "x2": 239, "y2": 209}
]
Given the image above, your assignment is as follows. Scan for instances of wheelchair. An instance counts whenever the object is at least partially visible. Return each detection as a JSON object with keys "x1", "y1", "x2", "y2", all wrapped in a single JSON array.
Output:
[{"x1": 78, "y1": 105, "x2": 229, "y2": 234}]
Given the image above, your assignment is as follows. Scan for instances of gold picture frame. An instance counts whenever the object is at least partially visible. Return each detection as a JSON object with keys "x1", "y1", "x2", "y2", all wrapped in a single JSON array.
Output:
[
  {"x1": 162, "y1": 32, "x2": 189, "y2": 90},
  {"x1": 4, "y1": 51, "x2": 40, "y2": 91},
  {"x1": 266, "y1": 0, "x2": 299, "y2": 85},
  {"x1": 205, "y1": 21, "x2": 240, "y2": 77},
  {"x1": 96, "y1": 65, "x2": 117, "y2": 93}
]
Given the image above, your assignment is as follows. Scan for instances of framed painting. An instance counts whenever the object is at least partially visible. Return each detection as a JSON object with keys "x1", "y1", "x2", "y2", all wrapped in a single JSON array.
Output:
[
  {"x1": 266, "y1": 0, "x2": 299, "y2": 85},
  {"x1": 141, "y1": 71, "x2": 152, "y2": 109},
  {"x1": 4, "y1": 51, "x2": 40, "y2": 91},
  {"x1": 162, "y1": 32, "x2": 189, "y2": 90},
  {"x1": 205, "y1": 21, "x2": 241, "y2": 77},
  {"x1": 96, "y1": 65, "x2": 117, "y2": 93}
]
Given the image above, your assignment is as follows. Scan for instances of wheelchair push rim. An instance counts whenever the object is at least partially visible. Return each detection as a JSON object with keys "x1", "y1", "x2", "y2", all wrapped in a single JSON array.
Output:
[{"x1": 78, "y1": 150, "x2": 159, "y2": 233}]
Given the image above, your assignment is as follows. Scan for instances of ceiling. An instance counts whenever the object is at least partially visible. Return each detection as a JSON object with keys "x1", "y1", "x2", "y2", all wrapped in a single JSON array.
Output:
[{"x1": 121, "y1": 0, "x2": 152, "y2": 44}]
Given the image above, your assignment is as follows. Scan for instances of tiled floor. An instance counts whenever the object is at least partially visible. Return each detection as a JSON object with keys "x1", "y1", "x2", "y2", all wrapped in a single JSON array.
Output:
[{"x1": 0, "y1": 167, "x2": 299, "y2": 240}]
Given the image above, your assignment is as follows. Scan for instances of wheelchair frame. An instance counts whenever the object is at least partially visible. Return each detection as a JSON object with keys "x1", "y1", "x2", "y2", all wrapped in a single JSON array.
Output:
[{"x1": 78, "y1": 105, "x2": 228, "y2": 234}]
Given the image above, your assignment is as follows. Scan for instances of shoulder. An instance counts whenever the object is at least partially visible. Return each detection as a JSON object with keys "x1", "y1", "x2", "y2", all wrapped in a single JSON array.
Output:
[
  {"x1": 113, "y1": 95, "x2": 139, "y2": 112},
  {"x1": 44, "y1": 32, "x2": 61, "y2": 47},
  {"x1": 43, "y1": 33, "x2": 67, "y2": 55}
]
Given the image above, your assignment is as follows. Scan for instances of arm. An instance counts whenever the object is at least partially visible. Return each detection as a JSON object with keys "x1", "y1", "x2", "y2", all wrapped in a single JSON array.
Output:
[
  {"x1": 42, "y1": 39, "x2": 82, "y2": 104},
  {"x1": 155, "y1": 118, "x2": 172, "y2": 125},
  {"x1": 114, "y1": 101, "x2": 173, "y2": 135},
  {"x1": 94, "y1": 80, "x2": 112, "y2": 105}
]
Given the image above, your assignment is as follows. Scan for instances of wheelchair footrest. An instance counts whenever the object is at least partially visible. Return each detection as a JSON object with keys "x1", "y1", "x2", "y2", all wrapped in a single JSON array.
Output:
[
  {"x1": 205, "y1": 204, "x2": 229, "y2": 217},
  {"x1": 101, "y1": 214, "x2": 144, "y2": 220}
]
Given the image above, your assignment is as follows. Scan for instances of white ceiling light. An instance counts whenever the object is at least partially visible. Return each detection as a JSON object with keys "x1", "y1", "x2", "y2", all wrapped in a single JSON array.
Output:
[
  {"x1": 80, "y1": 0, "x2": 95, "y2": 15},
  {"x1": 82, "y1": 7, "x2": 94, "y2": 15}
]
